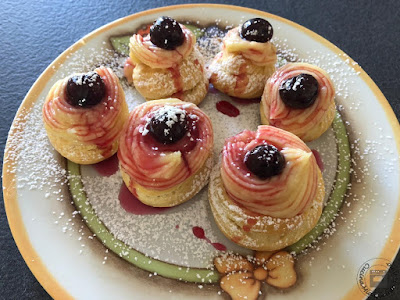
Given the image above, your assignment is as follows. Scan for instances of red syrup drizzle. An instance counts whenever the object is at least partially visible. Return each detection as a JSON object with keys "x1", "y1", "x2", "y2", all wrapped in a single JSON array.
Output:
[
  {"x1": 234, "y1": 63, "x2": 249, "y2": 95},
  {"x1": 93, "y1": 154, "x2": 119, "y2": 176},
  {"x1": 232, "y1": 236, "x2": 242, "y2": 243},
  {"x1": 311, "y1": 149, "x2": 324, "y2": 172},
  {"x1": 243, "y1": 218, "x2": 257, "y2": 232},
  {"x1": 169, "y1": 66, "x2": 183, "y2": 97},
  {"x1": 141, "y1": 117, "x2": 199, "y2": 154},
  {"x1": 216, "y1": 101, "x2": 240, "y2": 117},
  {"x1": 119, "y1": 183, "x2": 170, "y2": 215},
  {"x1": 192, "y1": 226, "x2": 227, "y2": 251}
]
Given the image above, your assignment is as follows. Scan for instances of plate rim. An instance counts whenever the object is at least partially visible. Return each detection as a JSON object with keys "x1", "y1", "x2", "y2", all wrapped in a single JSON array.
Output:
[{"x1": 3, "y1": 3, "x2": 400, "y2": 300}]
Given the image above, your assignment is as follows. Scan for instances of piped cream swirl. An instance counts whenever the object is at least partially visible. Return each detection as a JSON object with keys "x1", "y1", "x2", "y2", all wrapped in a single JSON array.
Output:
[
  {"x1": 118, "y1": 99, "x2": 213, "y2": 190},
  {"x1": 42, "y1": 67, "x2": 127, "y2": 154},
  {"x1": 261, "y1": 63, "x2": 335, "y2": 141},
  {"x1": 221, "y1": 125, "x2": 320, "y2": 218}
]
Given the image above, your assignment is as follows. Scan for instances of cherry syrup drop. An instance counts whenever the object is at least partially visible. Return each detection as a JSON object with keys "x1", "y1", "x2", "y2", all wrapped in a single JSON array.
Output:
[
  {"x1": 192, "y1": 226, "x2": 227, "y2": 251},
  {"x1": 216, "y1": 101, "x2": 240, "y2": 117},
  {"x1": 92, "y1": 154, "x2": 119, "y2": 176},
  {"x1": 311, "y1": 149, "x2": 324, "y2": 172},
  {"x1": 119, "y1": 183, "x2": 170, "y2": 215}
]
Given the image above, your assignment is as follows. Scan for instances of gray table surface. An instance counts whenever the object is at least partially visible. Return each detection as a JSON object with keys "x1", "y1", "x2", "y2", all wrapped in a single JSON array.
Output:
[{"x1": 1, "y1": 0, "x2": 399, "y2": 299}]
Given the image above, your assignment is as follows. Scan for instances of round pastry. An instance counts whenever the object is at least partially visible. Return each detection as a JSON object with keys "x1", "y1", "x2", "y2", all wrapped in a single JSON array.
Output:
[
  {"x1": 43, "y1": 67, "x2": 129, "y2": 164},
  {"x1": 209, "y1": 18, "x2": 277, "y2": 99},
  {"x1": 209, "y1": 125, "x2": 324, "y2": 251},
  {"x1": 118, "y1": 98, "x2": 214, "y2": 207},
  {"x1": 260, "y1": 62, "x2": 336, "y2": 142},
  {"x1": 128, "y1": 16, "x2": 208, "y2": 105}
]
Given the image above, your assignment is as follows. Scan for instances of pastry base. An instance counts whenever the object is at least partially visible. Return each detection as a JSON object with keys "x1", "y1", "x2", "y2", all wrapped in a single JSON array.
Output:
[
  {"x1": 208, "y1": 160, "x2": 325, "y2": 251},
  {"x1": 121, "y1": 154, "x2": 213, "y2": 207},
  {"x1": 209, "y1": 53, "x2": 275, "y2": 99},
  {"x1": 166, "y1": 74, "x2": 208, "y2": 105},
  {"x1": 132, "y1": 47, "x2": 208, "y2": 105}
]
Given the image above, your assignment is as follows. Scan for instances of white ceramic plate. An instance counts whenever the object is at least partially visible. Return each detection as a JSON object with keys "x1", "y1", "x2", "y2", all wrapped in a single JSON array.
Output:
[{"x1": 3, "y1": 4, "x2": 400, "y2": 300}]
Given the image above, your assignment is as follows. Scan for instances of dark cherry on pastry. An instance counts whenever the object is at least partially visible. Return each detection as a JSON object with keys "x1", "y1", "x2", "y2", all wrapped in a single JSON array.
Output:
[
  {"x1": 279, "y1": 73, "x2": 319, "y2": 109},
  {"x1": 244, "y1": 144, "x2": 285, "y2": 179},
  {"x1": 43, "y1": 66, "x2": 129, "y2": 164},
  {"x1": 66, "y1": 72, "x2": 105, "y2": 107},
  {"x1": 129, "y1": 17, "x2": 208, "y2": 104},
  {"x1": 240, "y1": 18, "x2": 273, "y2": 43},
  {"x1": 148, "y1": 107, "x2": 188, "y2": 144},
  {"x1": 150, "y1": 16, "x2": 185, "y2": 50},
  {"x1": 118, "y1": 99, "x2": 214, "y2": 207},
  {"x1": 261, "y1": 63, "x2": 336, "y2": 141}
]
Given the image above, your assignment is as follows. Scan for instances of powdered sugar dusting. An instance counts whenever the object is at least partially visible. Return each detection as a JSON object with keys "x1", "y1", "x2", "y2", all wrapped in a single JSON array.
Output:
[
  {"x1": 4, "y1": 104, "x2": 67, "y2": 194},
  {"x1": 81, "y1": 156, "x2": 249, "y2": 268},
  {"x1": 4, "y1": 18, "x2": 397, "y2": 280}
]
